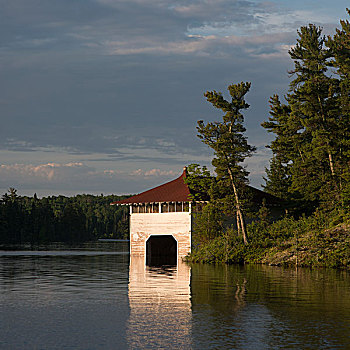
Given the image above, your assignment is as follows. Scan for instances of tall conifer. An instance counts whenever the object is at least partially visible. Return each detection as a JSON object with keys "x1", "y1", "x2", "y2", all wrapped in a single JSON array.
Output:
[
  {"x1": 327, "y1": 9, "x2": 350, "y2": 204},
  {"x1": 197, "y1": 82, "x2": 256, "y2": 244},
  {"x1": 263, "y1": 24, "x2": 343, "y2": 206}
]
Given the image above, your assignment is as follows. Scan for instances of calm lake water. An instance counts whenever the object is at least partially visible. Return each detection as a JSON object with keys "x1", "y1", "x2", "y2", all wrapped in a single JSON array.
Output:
[{"x1": 1, "y1": 241, "x2": 350, "y2": 349}]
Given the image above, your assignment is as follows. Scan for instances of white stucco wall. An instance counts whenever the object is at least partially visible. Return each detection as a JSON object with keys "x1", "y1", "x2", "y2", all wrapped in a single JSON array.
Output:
[{"x1": 130, "y1": 212, "x2": 191, "y2": 259}]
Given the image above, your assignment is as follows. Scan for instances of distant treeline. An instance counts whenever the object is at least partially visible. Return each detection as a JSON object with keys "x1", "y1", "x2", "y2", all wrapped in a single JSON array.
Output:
[{"x1": 0, "y1": 188, "x2": 130, "y2": 244}]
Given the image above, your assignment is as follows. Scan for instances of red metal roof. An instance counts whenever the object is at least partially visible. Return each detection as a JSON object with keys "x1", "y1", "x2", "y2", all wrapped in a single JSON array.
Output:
[{"x1": 111, "y1": 168, "x2": 191, "y2": 205}]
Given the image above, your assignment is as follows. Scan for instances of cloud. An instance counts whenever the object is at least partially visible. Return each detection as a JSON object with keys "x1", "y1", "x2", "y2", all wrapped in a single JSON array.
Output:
[
  {"x1": 130, "y1": 168, "x2": 178, "y2": 177},
  {"x1": 0, "y1": 123, "x2": 208, "y2": 161},
  {"x1": 0, "y1": 162, "x2": 89, "y2": 183},
  {"x1": 16, "y1": 38, "x2": 57, "y2": 48},
  {"x1": 1, "y1": 0, "x2": 323, "y2": 60},
  {"x1": 172, "y1": 0, "x2": 260, "y2": 21},
  {"x1": 0, "y1": 162, "x2": 184, "y2": 195},
  {"x1": 1, "y1": 0, "x2": 347, "y2": 196},
  {"x1": 104, "y1": 32, "x2": 294, "y2": 58},
  {"x1": 187, "y1": 9, "x2": 336, "y2": 38},
  {"x1": 106, "y1": 39, "x2": 207, "y2": 55}
]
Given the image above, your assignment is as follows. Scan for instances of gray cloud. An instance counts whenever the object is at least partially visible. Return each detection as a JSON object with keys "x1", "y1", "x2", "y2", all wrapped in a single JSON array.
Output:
[
  {"x1": 0, "y1": 0, "x2": 347, "y2": 194},
  {"x1": 0, "y1": 161, "x2": 185, "y2": 196}
]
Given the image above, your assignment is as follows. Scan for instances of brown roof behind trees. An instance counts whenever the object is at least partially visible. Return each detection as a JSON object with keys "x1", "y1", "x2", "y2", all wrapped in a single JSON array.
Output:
[
  {"x1": 111, "y1": 168, "x2": 191, "y2": 205},
  {"x1": 111, "y1": 167, "x2": 283, "y2": 206},
  {"x1": 247, "y1": 185, "x2": 284, "y2": 206}
]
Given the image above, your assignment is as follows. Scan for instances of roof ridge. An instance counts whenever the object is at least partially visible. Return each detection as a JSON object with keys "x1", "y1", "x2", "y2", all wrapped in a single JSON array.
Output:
[{"x1": 111, "y1": 168, "x2": 190, "y2": 205}]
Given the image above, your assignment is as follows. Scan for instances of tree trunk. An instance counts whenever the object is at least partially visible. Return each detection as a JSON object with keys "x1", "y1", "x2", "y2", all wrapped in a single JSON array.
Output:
[
  {"x1": 318, "y1": 95, "x2": 335, "y2": 177},
  {"x1": 328, "y1": 150, "x2": 335, "y2": 176},
  {"x1": 236, "y1": 212, "x2": 241, "y2": 234},
  {"x1": 227, "y1": 167, "x2": 249, "y2": 245}
]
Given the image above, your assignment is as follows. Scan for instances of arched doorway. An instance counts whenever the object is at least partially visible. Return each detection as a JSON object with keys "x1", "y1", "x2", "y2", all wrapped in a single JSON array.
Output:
[{"x1": 146, "y1": 235, "x2": 177, "y2": 266}]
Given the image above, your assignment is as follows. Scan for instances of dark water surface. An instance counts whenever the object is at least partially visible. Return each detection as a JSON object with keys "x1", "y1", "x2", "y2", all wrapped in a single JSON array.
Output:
[{"x1": 1, "y1": 242, "x2": 350, "y2": 349}]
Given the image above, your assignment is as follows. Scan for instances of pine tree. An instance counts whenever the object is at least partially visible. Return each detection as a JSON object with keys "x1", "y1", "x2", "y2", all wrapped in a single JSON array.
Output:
[
  {"x1": 328, "y1": 9, "x2": 350, "y2": 118},
  {"x1": 262, "y1": 95, "x2": 295, "y2": 200},
  {"x1": 263, "y1": 156, "x2": 291, "y2": 200},
  {"x1": 197, "y1": 82, "x2": 256, "y2": 244},
  {"x1": 289, "y1": 25, "x2": 340, "y2": 201},
  {"x1": 185, "y1": 164, "x2": 225, "y2": 245},
  {"x1": 263, "y1": 24, "x2": 343, "y2": 207},
  {"x1": 327, "y1": 9, "x2": 350, "y2": 204},
  {"x1": 262, "y1": 95, "x2": 296, "y2": 164},
  {"x1": 184, "y1": 164, "x2": 213, "y2": 201}
]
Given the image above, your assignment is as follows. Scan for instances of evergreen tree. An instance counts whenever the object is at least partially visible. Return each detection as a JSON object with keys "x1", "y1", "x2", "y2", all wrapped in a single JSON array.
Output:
[
  {"x1": 263, "y1": 156, "x2": 291, "y2": 201},
  {"x1": 288, "y1": 25, "x2": 339, "y2": 199},
  {"x1": 263, "y1": 24, "x2": 344, "y2": 207},
  {"x1": 327, "y1": 9, "x2": 350, "y2": 205},
  {"x1": 1, "y1": 188, "x2": 24, "y2": 243},
  {"x1": 185, "y1": 164, "x2": 224, "y2": 245},
  {"x1": 191, "y1": 201, "x2": 224, "y2": 246},
  {"x1": 184, "y1": 164, "x2": 214, "y2": 202},
  {"x1": 197, "y1": 82, "x2": 256, "y2": 244},
  {"x1": 60, "y1": 202, "x2": 88, "y2": 242},
  {"x1": 262, "y1": 95, "x2": 296, "y2": 165},
  {"x1": 0, "y1": 191, "x2": 130, "y2": 244},
  {"x1": 262, "y1": 95, "x2": 295, "y2": 200},
  {"x1": 328, "y1": 9, "x2": 350, "y2": 117}
]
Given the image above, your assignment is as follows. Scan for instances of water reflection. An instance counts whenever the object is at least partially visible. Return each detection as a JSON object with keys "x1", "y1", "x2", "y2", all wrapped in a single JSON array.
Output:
[
  {"x1": 1, "y1": 243, "x2": 350, "y2": 349},
  {"x1": 0, "y1": 242, "x2": 130, "y2": 303},
  {"x1": 127, "y1": 256, "x2": 191, "y2": 349},
  {"x1": 0, "y1": 244, "x2": 130, "y2": 350},
  {"x1": 190, "y1": 264, "x2": 350, "y2": 349}
]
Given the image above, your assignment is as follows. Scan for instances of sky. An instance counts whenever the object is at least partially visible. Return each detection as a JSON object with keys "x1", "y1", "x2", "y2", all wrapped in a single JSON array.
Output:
[{"x1": 0, "y1": 0, "x2": 349, "y2": 197}]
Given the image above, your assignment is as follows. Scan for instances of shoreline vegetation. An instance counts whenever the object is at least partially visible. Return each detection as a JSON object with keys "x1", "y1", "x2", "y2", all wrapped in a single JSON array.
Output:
[{"x1": 186, "y1": 209, "x2": 350, "y2": 269}]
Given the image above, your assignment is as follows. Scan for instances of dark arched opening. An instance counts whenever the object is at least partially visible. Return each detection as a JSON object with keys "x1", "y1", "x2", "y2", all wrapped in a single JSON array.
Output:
[{"x1": 146, "y1": 235, "x2": 177, "y2": 266}]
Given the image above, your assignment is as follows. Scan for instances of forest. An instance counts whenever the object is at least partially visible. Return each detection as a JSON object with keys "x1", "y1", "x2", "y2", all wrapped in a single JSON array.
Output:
[
  {"x1": 186, "y1": 10, "x2": 350, "y2": 268},
  {"x1": 0, "y1": 188, "x2": 129, "y2": 245}
]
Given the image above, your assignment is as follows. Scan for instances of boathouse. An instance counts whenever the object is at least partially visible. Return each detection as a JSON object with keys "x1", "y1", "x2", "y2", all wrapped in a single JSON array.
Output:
[
  {"x1": 111, "y1": 167, "x2": 283, "y2": 266},
  {"x1": 111, "y1": 167, "x2": 193, "y2": 265}
]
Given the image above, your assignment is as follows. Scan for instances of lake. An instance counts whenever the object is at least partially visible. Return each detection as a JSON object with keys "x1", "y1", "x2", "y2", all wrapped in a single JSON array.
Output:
[{"x1": 1, "y1": 241, "x2": 350, "y2": 349}]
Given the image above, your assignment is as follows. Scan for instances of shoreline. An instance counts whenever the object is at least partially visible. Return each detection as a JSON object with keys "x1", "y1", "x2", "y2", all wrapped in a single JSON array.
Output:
[{"x1": 186, "y1": 211, "x2": 350, "y2": 269}]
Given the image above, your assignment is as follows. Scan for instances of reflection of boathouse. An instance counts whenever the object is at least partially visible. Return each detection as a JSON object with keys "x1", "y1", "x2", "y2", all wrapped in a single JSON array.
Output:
[
  {"x1": 127, "y1": 257, "x2": 191, "y2": 348},
  {"x1": 111, "y1": 168, "x2": 192, "y2": 264}
]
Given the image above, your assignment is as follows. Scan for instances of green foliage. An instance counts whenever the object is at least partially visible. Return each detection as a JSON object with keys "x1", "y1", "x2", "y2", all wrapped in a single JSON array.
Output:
[
  {"x1": 191, "y1": 201, "x2": 224, "y2": 247},
  {"x1": 184, "y1": 164, "x2": 213, "y2": 201},
  {"x1": 256, "y1": 198, "x2": 271, "y2": 228},
  {"x1": 188, "y1": 232, "x2": 246, "y2": 264},
  {"x1": 288, "y1": 24, "x2": 338, "y2": 202},
  {"x1": 262, "y1": 19, "x2": 350, "y2": 209},
  {"x1": 328, "y1": 8, "x2": 350, "y2": 117},
  {"x1": 263, "y1": 156, "x2": 291, "y2": 201},
  {"x1": 198, "y1": 82, "x2": 256, "y2": 187},
  {"x1": 0, "y1": 189, "x2": 129, "y2": 244},
  {"x1": 187, "y1": 208, "x2": 350, "y2": 269},
  {"x1": 328, "y1": 9, "x2": 350, "y2": 209},
  {"x1": 197, "y1": 82, "x2": 256, "y2": 244},
  {"x1": 188, "y1": 11, "x2": 350, "y2": 268},
  {"x1": 185, "y1": 164, "x2": 227, "y2": 247}
]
